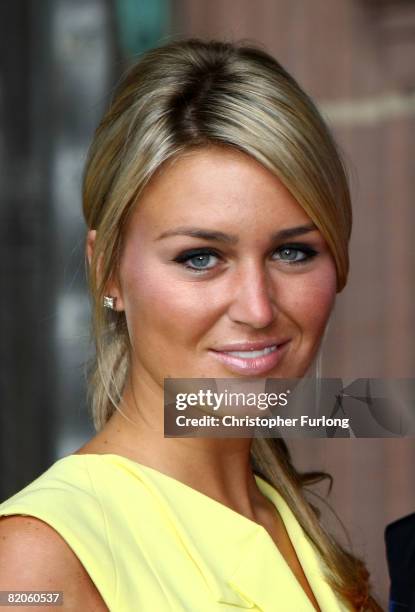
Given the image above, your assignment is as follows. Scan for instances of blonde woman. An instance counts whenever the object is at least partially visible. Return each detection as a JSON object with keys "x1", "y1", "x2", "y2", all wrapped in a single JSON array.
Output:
[{"x1": 0, "y1": 39, "x2": 382, "y2": 611}]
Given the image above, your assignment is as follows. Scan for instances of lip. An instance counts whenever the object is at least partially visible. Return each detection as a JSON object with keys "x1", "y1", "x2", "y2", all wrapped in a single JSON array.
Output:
[
  {"x1": 208, "y1": 339, "x2": 291, "y2": 376},
  {"x1": 211, "y1": 339, "x2": 290, "y2": 352}
]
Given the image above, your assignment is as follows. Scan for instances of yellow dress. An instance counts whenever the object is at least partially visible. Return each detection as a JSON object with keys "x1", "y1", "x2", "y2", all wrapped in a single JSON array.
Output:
[{"x1": 0, "y1": 453, "x2": 350, "y2": 611}]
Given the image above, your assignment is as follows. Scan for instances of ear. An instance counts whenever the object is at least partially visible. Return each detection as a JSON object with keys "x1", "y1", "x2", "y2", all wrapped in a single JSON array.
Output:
[{"x1": 86, "y1": 229, "x2": 125, "y2": 312}]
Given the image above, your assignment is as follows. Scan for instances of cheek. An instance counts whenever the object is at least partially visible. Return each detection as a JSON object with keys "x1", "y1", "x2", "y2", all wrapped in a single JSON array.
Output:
[
  {"x1": 121, "y1": 259, "x2": 211, "y2": 346},
  {"x1": 283, "y1": 263, "x2": 337, "y2": 334}
]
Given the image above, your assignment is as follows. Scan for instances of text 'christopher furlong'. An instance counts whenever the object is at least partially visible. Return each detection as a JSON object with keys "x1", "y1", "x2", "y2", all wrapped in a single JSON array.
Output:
[{"x1": 176, "y1": 415, "x2": 351, "y2": 429}]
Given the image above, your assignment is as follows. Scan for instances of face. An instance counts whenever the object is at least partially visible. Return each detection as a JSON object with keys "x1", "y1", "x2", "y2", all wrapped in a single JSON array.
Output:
[{"x1": 104, "y1": 147, "x2": 337, "y2": 389}]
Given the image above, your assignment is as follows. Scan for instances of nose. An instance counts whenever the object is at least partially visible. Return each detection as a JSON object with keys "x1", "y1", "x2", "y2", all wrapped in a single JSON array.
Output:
[{"x1": 227, "y1": 261, "x2": 276, "y2": 329}]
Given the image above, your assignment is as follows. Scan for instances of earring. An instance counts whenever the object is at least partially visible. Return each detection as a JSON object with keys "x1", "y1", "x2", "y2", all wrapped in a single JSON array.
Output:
[{"x1": 103, "y1": 295, "x2": 117, "y2": 310}]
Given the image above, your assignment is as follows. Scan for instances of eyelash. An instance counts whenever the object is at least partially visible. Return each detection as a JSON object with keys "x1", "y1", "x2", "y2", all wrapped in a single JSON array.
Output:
[{"x1": 173, "y1": 244, "x2": 319, "y2": 274}]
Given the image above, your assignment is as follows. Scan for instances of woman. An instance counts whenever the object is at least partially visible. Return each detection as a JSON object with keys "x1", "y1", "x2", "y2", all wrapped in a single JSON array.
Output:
[{"x1": 0, "y1": 38, "x2": 381, "y2": 611}]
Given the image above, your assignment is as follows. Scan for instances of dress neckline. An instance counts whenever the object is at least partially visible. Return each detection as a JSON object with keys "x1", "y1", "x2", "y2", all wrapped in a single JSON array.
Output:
[{"x1": 66, "y1": 451, "x2": 282, "y2": 532}]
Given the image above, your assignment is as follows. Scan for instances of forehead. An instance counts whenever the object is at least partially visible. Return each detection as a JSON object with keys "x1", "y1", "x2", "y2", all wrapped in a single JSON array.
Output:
[{"x1": 126, "y1": 147, "x2": 312, "y2": 236}]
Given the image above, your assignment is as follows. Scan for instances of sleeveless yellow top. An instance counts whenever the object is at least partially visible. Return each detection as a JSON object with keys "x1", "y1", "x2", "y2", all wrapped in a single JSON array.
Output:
[{"x1": 0, "y1": 454, "x2": 350, "y2": 611}]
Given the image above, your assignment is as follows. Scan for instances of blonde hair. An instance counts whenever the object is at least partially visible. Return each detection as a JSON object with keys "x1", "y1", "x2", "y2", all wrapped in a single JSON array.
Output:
[{"x1": 82, "y1": 38, "x2": 380, "y2": 610}]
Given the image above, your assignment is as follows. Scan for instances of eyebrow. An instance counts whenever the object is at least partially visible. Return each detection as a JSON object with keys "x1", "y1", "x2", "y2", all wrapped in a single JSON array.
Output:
[{"x1": 156, "y1": 223, "x2": 318, "y2": 243}]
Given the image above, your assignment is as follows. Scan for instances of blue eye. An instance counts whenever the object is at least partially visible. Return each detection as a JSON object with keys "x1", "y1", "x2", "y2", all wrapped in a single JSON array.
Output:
[
  {"x1": 174, "y1": 249, "x2": 220, "y2": 272},
  {"x1": 274, "y1": 244, "x2": 318, "y2": 265}
]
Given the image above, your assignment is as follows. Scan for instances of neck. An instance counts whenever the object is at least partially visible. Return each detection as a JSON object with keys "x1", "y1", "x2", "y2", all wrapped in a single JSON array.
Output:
[{"x1": 84, "y1": 376, "x2": 270, "y2": 523}]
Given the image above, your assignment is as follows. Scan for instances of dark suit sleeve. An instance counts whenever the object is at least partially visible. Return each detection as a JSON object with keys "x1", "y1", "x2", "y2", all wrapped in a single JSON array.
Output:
[{"x1": 385, "y1": 512, "x2": 415, "y2": 612}]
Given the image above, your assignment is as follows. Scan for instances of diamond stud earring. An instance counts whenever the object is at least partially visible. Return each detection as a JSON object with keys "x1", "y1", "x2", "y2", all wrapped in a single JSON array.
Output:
[{"x1": 103, "y1": 295, "x2": 117, "y2": 310}]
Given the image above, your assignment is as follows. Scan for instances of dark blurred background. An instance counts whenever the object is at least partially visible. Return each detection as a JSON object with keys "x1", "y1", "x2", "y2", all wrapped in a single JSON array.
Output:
[{"x1": 1, "y1": 0, "x2": 414, "y2": 606}]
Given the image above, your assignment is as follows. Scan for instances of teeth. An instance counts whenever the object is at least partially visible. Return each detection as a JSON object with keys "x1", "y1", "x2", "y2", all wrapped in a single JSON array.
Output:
[{"x1": 224, "y1": 345, "x2": 277, "y2": 359}]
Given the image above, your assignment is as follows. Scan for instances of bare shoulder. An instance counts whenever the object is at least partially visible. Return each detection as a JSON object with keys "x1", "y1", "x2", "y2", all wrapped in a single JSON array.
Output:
[{"x1": 0, "y1": 515, "x2": 108, "y2": 611}]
